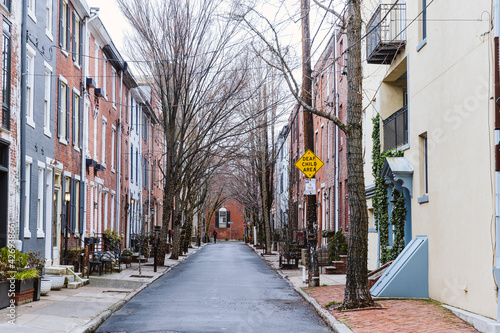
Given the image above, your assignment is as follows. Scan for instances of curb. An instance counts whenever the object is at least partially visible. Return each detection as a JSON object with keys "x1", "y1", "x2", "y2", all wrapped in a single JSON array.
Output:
[
  {"x1": 247, "y1": 244, "x2": 353, "y2": 333},
  {"x1": 70, "y1": 245, "x2": 206, "y2": 333}
]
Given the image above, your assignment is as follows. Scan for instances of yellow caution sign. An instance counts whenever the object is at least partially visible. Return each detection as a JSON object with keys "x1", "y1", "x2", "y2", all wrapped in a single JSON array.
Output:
[{"x1": 295, "y1": 149, "x2": 324, "y2": 178}]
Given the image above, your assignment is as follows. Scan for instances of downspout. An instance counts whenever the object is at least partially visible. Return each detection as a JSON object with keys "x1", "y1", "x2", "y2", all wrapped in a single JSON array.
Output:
[
  {"x1": 82, "y1": 11, "x2": 99, "y2": 239},
  {"x1": 117, "y1": 69, "x2": 123, "y2": 232},
  {"x1": 493, "y1": 0, "x2": 500, "y2": 322},
  {"x1": 19, "y1": 0, "x2": 28, "y2": 247},
  {"x1": 334, "y1": 28, "x2": 340, "y2": 234}
]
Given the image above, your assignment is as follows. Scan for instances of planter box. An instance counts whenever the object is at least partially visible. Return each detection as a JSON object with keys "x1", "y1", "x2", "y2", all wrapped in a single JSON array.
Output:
[
  {"x1": 0, "y1": 280, "x2": 11, "y2": 309},
  {"x1": 33, "y1": 277, "x2": 41, "y2": 301},
  {"x1": 13, "y1": 289, "x2": 34, "y2": 306},
  {"x1": 15, "y1": 279, "x2": 34, "y2": 293}
]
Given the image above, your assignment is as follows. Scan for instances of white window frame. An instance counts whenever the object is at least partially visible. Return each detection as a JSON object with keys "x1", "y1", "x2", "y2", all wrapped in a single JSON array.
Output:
[
  {"x1": 111, "y1": 125, "x2": 116, "y2": 172},
  {"x1": 219, "y1": 209, "x2": 227, "y2": 229},
  {"x1": 94, "y1": 42, "x2": 99, "y2": 81},
  {"x1": 61, "y1": 0, "x2": 68, "y2": 54},
  {"x1": 73, "y1": 14, "x2": 81, "y2": 67},
  {"x1": 45, "y1": 0, "x2": 53, "y2": 40},
  {"x1": 44, "y1": 62, "x2": 52, "y2": 137},
  {"x1": 37, "y1": 162, "x2": 45, "y2": 238},
  {"x1": 73, "y1": 88, "x2": 80, "y2": 149},
  {"x1": 28, "y1": 0, "x2": 36, "y2": 23},
  {"x1": 26, "y1": 45, "x2": 36, "y2": 128},
  {"x1": 24, "y1": 156, "x2": 33, "y2": 238},
  {"x1": 102, "y1": 55, "x2": 107, "y2": 98},
  {"x1": 110, "y1": 193, "x2": 115, "y2": 231},
  {"x1": 59, "y1": 76, "x2": 68, "y2": 144},
  {"x1": 101, "y1": 116, "x2": 107, "y2": 167},
  {"x1": 112, "y1": 67, "x2": 116, "y2": 108}
]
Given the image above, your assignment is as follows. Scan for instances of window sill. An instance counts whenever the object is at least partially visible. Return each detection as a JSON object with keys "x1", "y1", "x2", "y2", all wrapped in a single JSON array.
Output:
[
  {"x1": 61, "y1": 49, "x2": 69, "y2": 58},
  {"x1": 28, "y1": 11, "x2": 37, "y2": 24},
  {"x1": 59, "y1": 138, "x2": 68, "y2": 146},
  {"x1": 368, "y1": 228, "x2": 377, "y2": 233},
  {"x1": 74, "y1": 146, "x2": 80, "y2": 153},
  {"x1": 417, "y1": 38, "x2": 427, "y2": 52},
  {"x1": 37, "y1": 229, "x2": 45, "y2": 239},
  {"x1": 44, "y1": 129, "x2": 52, "y2": 138},
  {"x1": 27, "y1": 118, "x2": 35, "y2": 129},
  {"x1": 24, "y1": 229, "x2": 31, "y2": 239},
  {"x1": 418, "y1": 195, "x2": 429, "y2": 204},
  {"x1": 74, "y1": 62, "x2": 81, "y2": 70},
  {"x1": 45, "y1": 31, "x2": 54, "y2": 42}
]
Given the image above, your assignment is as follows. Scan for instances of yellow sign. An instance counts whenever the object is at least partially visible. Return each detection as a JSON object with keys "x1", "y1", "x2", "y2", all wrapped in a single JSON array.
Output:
[{"x1": 295, "y1": 149, "x2": 324, "y2": 178}]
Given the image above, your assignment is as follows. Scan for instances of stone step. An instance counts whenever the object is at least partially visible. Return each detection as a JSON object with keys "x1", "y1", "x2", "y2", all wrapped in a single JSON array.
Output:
[
  {"x1": 67, "y1": 281, "x2": 82, "y2": 289},
  {"x1": 81, "y1": 278, "x2": 89, "y2": 286},
  {"x1": 65, "y1": 274, "x2": 75, "y2": 283},
  {"x1": 45, "y1": 266, "x2": 67, "y2": 276}
]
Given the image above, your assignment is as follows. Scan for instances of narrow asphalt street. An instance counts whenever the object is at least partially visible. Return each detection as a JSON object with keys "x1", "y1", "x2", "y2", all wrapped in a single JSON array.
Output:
[{"x1": 96, "y1": 243, "x2": 331, "y2": 333}]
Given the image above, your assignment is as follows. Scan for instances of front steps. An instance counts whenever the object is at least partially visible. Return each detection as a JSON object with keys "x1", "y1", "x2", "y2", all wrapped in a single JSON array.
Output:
[{"x1": 45, "y1": 265, "x2": 89, "y2": 289}]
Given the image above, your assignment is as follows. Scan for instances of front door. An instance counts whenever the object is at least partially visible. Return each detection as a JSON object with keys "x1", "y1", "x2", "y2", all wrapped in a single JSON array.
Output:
[{"x1": 52, "y1": 180, "x2": 62, "y2": 265}]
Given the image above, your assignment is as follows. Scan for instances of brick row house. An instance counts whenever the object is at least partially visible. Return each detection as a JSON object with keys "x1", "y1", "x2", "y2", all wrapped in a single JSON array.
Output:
[
  {"x1": 0, "y1": 0, "x2": 20, "y2": 250},
  {"x1": 1, "y1": 0, "x2": 165, "y2": 271}
]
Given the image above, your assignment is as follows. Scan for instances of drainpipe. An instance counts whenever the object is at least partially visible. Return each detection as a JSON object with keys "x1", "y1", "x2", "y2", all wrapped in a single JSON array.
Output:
[
  {"x1": 494, "y1": 0, "x2": 500, "y2": 322},
  {"x1": 19, "y1": 0, "x2": 28, "y2": 247},
  {"x1": 334, "y1": 28, "x2": 340, "y2": 234},
  {"x1": 117, "y1": 69, "x2": 123, "y2": 233}
]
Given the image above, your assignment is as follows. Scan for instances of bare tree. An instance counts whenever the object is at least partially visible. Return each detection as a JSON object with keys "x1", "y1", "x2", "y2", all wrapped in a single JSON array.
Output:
[{"x1": 237, "y1": 0, "x2": 374, "y2": 308}]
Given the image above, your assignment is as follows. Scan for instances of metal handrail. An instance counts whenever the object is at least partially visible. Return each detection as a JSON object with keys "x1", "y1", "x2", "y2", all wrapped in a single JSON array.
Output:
[{"x1": 366, "y1": 3, "x2": 406, "y2": 59}]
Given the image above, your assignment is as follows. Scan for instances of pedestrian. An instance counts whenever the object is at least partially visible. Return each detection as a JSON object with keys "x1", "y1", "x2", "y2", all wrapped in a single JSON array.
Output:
[{"x1": 213, "y1": 230, "x2": 218, "y2": 244}]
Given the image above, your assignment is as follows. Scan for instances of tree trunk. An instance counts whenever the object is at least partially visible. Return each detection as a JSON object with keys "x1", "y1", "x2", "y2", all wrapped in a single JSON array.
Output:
[{"x1": 341, "y1": 0, "x2": 374, "y2": 309}]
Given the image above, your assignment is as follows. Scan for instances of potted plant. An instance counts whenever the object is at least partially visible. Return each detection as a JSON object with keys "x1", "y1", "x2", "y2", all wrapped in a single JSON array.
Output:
[
  {"x1": 0, "y1": 249, "x2": 10, "y2": 309},
  {"x1": 120, "y1": 249, "x2": 133, "y2": 265},
  {"x1": 14, "y1": 269, "x2": 39, "y2": 293},
  {"x1": 27, "y1": 250, "x2": 45, "y2": 301}
]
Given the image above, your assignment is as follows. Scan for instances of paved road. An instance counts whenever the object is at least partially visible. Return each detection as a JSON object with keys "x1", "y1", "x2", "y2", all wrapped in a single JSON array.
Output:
[{"x1": 96, "y1": 243, "x2": 331, "y2": 333}]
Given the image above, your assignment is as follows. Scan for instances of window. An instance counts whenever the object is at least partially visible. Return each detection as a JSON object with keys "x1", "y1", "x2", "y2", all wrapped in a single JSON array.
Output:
[
  {"x1": 136, "y1": 104, "x2": 139, "y2": 132},
  {"x1": 111, "y1": 126, "x2": 116, "y2": 171},
  {"x1": 59, "y1": 0, "x2": 70, "y2": 52},
  {"x1": 37, "y1": 165, "x2": 45, "y2": 238},
  {"x1": 72, "y1": 12, "x2": 82, "y2": 65},
  {"x1": 125, "y1": 91, "x2": 129, "y2": 122},
  {"x1": 421, "y1": 0, "x2": 427, "y2": 41},
  {"x1": 24, "y1": 157, "x2": 32, "y2": 238},
  {"x1": 130, "y1": 97, "x2": 134, "y2": 129},
  {"x1": 46, "y1": 0, "x2": 53, "y2": 38},
  {"x1": 419, "y1": 133, "x2": 429, "y2": 197},
  {"x1": 130, "y1": 144, "x2": 133, "y2": 183},
  {"x1": 94, "y1": 42, "x2": 99, "y2": 80},
  {"x1": 219, "y1": 209, "x2": 227, "y2": 229},
  {"x1": 110, "y1": 193, "x2": 115, "y2": 231},
  {"x1": 44, "y1": 63, "x2": 52, "y2": 136},
  {"x1": 2, "y1": 19, "x2": 11, "y2": 130},
  {"x1": 112, "y1": 68, "x2": 116, "y2": 108},
  {"x1": 102, "y1": 56, "x2": 107, "y2": 97},
  {"x1": 383, "y1": 106, "x2": 408, "y2": 151},
  {"x1": 101, "y1": 116, "x2": 107, "y2": 166},
  {"x1": 57, "y1": 78, "x2": 69, "y2": 142},
  {"x1": 28, "y1": 0, "x2": 36, "y2": 22},
  {"x1": 72, "y1": 90, "x2": 80, "y2": 147},
  {"x1": 125, "y1": 140, "x2": 128, "y2": 178},
  {"x1": 2, "y1": 0, "x2": 10, "y2": 11},
  {"x1": 26, "y1": 45, "x2": 35, "y2": 128},
  {"x1": 136, "y1": 149, "x2": 138, "y2": 183}
]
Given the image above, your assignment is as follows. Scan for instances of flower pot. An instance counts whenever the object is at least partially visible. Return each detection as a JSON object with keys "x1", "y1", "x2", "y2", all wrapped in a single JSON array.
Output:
[
  {"x1": 15, "y1": 279, "x2": 34, "y2": 293},
  {"x1": 0, "y1": 280, "x2": 10, "y2": 309},
  {"x1": 120, "y1": 256, "x2": 132, "y2": 264},
  {"x1": 33, "y1": 277, "x2": 41, "y2": 301},
  {"x1": 45, "y1": 275, "x2": 65, "y2": 290},
  {"x1": 40, "y1": 279, "x2": 51, "y2": 296}
]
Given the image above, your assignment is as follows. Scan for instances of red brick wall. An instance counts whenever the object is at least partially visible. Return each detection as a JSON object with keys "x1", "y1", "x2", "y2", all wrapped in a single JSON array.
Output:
[{"x1": 208, "y1": 199, "x2": 245, "y2": 241}]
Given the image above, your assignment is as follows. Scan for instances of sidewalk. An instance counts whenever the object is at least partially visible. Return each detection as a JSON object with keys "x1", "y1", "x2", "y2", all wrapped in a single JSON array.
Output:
[
  {"x1": 0, "y1": 245, "x2": 205, "y2": 333},
  {"x1": 250, "y1": 244, "x2": 480, "y2": 333}
]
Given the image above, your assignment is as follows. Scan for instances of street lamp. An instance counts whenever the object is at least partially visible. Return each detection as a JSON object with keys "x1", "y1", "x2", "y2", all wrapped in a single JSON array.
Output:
[{"x1": 64, "y1": 192, "x2": 71, "y2": 265}]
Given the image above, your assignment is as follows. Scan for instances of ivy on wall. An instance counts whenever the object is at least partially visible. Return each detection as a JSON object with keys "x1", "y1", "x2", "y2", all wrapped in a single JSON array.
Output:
[{"x1": 371, "y1": 114, "x2": 405, "y2": 264}]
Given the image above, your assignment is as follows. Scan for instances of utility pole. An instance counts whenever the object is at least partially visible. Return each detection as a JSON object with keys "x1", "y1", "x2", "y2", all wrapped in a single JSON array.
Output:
[{"x1": 301, "y1": 0, "x2": 319, "y2": 287}]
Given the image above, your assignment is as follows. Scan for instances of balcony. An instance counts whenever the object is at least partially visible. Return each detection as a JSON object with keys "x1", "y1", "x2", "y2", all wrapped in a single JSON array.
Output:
[{"x1": 366, "y1": 3, "x2": 406, "y2": 64}]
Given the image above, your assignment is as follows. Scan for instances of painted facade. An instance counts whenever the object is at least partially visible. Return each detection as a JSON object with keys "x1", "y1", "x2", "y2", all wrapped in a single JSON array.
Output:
[{"x1": 362, "y1": 0, "x2": 496, "y2": 320}]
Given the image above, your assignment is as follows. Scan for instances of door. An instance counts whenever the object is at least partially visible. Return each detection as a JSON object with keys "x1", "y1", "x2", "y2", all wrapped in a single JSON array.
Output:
[{"x1": 52, "y1": 177, "x2": 62, "y2": 265}]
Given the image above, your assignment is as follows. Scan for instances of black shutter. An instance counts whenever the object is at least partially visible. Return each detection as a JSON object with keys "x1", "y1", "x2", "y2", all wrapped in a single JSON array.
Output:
[
  {"x1": 70, "y1": 178, "x2": 76, "y2": 234},
  {"x1": 57, "y1": 79, "x2": 61, "y2": 138},
  {"x1": 79, "y1": 181, "x2": 85, "y2": 234},
  {"x1": 66, "y1": 84, "x2": 70, "y2": 141},
  {"x1": 79, "y1": 21, "x2": 83, "y2": 65},
  {"x1": 227, "y1": 211, "x2": 230, "y2": 224},
  {"x1": 71, "y1": 12, "x2": 76, "y2": 61},
  {"x1": 215, "y1": 212, "x2": 219, "y2": 228},
  {"x1": 61, "y1": 177, "x2": 66, "y2": 234},
  {"x1": 72, "y1": 91, "x2": 75, "y2": 145},
  {"x1": 66, "y1": 5, "x2": 70, "y2": 52},
  {"x1": 58, "y1": 0, "x2": 63, "y2": 47}
]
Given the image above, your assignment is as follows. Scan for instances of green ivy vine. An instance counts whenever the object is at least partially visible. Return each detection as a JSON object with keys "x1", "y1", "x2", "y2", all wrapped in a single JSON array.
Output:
[{"x1": 371, "y1": 114, "x2": 405, "y2": 264}]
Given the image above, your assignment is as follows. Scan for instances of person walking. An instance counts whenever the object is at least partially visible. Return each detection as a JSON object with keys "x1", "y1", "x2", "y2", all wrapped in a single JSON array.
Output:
[{"x1": 213, "y1": 230, "x2": 218, "y2": 244}]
